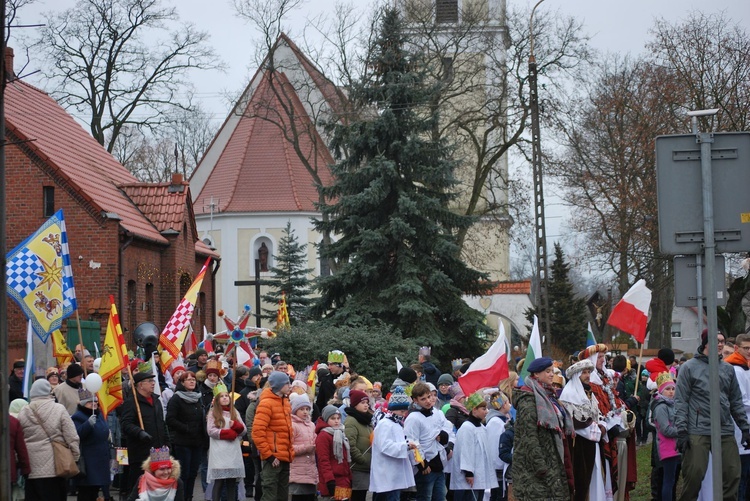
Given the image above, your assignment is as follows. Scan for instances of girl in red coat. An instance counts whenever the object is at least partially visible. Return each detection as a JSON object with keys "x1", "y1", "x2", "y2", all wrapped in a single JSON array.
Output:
[{"x1": 316, "y1": 405, "x2": 352, "y2": 500}]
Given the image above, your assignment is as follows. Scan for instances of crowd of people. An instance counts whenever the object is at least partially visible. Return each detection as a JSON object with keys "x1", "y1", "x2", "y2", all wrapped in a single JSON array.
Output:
[{"x1": 7, "y1": 330, "x2": 750, "y2": 501}]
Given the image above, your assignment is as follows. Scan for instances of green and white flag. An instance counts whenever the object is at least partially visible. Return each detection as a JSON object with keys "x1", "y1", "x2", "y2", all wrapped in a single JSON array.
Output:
[{"x1": 519, "y1": 316, "x2": 543, "y2": 381}]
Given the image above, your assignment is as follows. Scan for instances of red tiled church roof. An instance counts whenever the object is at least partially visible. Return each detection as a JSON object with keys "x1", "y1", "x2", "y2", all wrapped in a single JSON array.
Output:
[
  {"x1": 4, "y1": 79, "x2": 167, "y2": 244},
  {"x1": 194, "y1": 70, "x2": 334, "y2": 214}
]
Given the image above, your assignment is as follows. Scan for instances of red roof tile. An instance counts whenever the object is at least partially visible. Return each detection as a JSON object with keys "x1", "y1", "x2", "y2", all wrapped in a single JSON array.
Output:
[
  {"x1": 489, "y1": 281, "x2": 532, "y2": 295},
  {"x1": 4, "y1": 80, "x2": 168, "y2": 244},
  {"x1": 122, "y1": 182, "x2": 191, "y2": 233},
  {"x1": 194, "y1": 70, "x2": 334, "y2": 214}
]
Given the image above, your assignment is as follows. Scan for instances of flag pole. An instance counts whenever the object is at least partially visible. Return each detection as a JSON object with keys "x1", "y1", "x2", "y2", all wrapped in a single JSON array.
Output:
[
  {"x1": 75, "y1": 310, "x2": 87, "y2": 377},
  {"x1": 633, "y1": 342, "x2": 644, "y2": 395},
  {"x1": 126, "y1": 364, "x2": 144, "y2": 429},
  {"x1": 230, "y1": 345, "x2": 237, "y2": 416}
]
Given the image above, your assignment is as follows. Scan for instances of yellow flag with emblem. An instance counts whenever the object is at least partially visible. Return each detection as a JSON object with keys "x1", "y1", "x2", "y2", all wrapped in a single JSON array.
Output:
[{"x1": 97, "y1": 296, "x2": 129, "y2": 419}]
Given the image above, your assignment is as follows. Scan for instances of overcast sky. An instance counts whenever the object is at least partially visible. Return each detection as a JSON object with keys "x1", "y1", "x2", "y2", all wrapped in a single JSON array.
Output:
[
  {"x1": 14, "y1": 0, "x2": 750, "y2": 123},
  {"x1": 11, "y1": 0, "x2": 750, "y2": 280}
]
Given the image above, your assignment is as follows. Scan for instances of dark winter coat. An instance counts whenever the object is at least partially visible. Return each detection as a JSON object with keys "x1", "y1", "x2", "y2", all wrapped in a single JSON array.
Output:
[
  {"x1": 512, "y1": 388, "x2": 569, "y2": 501},
  {"x1": 72, "y1": 405, "x2": 111, "y2": 487},
  {"x1": 422, "y1": 362, "x2": 442, "y2": 386},
  {"x1": 166, "y1": 386, "x2": 208, "y2": 449},
  {"x1": 316, "y1": 373, "x2": 336, "y2": 410},
  {"x1": 315, "y1": 417, "x2": 352, "y2": 496},
  {"x1": 8, "y1": 372, "x2": 24, "y2": 402},
  {"x1": 120, "y1": 391, "x2": 169, "y2": 471},
  {"x1": 10, "y1": 415, "x2": 30, "y2": 484},
  {"x1": 445, "y1": 405, "x2": 469, "y2": 432},
  {"x1": 498, "y1": 419, "x2": 514, "y2": 479}
]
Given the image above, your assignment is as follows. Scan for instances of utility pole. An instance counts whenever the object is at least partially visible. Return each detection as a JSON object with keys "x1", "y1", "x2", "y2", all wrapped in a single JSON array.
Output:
[
  {"x1": 529, "y1": 0, "x2": 551, "y2": 348},
  {"x1": 1, "y1": 1, "x2": 12, "y2": 498}
]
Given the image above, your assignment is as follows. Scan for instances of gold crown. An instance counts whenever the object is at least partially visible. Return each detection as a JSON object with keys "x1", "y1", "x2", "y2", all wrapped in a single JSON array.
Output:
[
  {"x1": 656, "y1": 372, "x2": 674, "y2": 389},
  {"x1": 327, "y1": 350, "x2": 345, "y2": 364},
  {"x1": 213, "y1": 382, "x2": 228, "y2": 397}
]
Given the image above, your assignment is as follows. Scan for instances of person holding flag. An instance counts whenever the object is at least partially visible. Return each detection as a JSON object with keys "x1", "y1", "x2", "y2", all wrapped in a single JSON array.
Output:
[{"x1": 120, "y1": 367, "x2": 169, "y2": 493}]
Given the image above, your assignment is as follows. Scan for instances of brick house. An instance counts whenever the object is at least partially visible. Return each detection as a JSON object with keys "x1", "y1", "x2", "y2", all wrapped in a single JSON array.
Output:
[{"x1": 4, "y1": 49, "x2": 219, "y2": 369}]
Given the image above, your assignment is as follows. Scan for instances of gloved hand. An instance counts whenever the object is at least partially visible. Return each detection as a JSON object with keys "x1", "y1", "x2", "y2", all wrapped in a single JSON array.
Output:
[
  {"x1": 230, "y1": 420, "x2": 244, "y2": 434},
  {"x1": 326, "y1": 481, "x2": 336, "y2": 496},
  {"x1": 219, "y1": 429, "x2": 238, "y2": 441},
  {"x1": 676, "y1": 432, "x2": 690, "y2": 454},
  {"x1": 87, "y1": 414, "x2": 97, "y2": 426},
  {"x1": 742, "y1": 430, "x2": 750, "y2": 450},
  {"x1": 137, "y1": 430, "x2": 152, "y2": 443}
]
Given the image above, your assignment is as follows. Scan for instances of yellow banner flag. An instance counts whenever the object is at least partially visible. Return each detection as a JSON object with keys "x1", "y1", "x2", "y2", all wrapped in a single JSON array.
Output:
[
  {"x1": 276, "y1": 292, "x2": 290, "y2": 329},
  {"x1": 51, "y1": 329, "x2": 74, "y2": 365},
  {"x1": 97, "y1": 296, "x2": 129, "y2": 419},
  {"x1": 5, "y1": 209, "x2": 77, "y2": 342}
]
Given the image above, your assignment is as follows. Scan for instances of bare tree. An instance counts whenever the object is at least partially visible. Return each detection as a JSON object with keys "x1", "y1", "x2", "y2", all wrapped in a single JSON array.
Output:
[
  {"x1": 648, "y1": 11, "x2": 750, "y2": 132},
  {"x1": 35, "y1": 0, "x2": 222, "y2": 154},
  {"x1": 112, "y1": 103, "x2": 218, "y2": 182}
]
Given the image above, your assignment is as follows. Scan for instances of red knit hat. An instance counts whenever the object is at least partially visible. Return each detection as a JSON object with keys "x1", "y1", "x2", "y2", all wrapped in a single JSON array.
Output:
[{"x1": 349, "y1": 389, "x2": 369, "y2": 408}]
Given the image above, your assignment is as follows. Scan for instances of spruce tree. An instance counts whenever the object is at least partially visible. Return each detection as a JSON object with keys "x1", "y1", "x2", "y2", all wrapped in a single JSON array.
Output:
[
  {"x1": 260, "y1": 222, "x2": 313, "y2": 325},
  {"x1": 547, "y1": 243, "x2": 587, "y2": 355},
  {"x1": 312, "y1": 7, "x2": 491, "y2": 359}
]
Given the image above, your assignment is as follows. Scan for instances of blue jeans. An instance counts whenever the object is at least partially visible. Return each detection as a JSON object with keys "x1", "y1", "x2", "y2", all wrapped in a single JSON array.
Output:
[
  {"x1": 173, "y1": 445, "x2": 201, "y2": 501},
  {"x1": 740, "y1": 454, "x2": 750, "y2": 501},
  {"x1": 415, "y1": 471, "x2": 446, "y2": 501},
  {"x1": 379, "y1": 490, "x2": 402, "y2": 501}
]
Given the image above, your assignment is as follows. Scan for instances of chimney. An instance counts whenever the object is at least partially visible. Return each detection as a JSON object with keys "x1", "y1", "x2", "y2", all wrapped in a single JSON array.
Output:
[
  {"x1": 5, "y1": 47, "x2": 14, "y2": 81},
  {"x1": 168, "y1": 172, "x2": 185, "y2": 193}
]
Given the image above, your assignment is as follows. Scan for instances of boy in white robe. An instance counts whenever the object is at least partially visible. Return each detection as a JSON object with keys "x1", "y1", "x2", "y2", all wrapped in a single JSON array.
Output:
[
  {"x1": 450, "y1": 391, "x2": 498, "y2": 501},
  {"x1": 370, "y1": 387, "x2": 417, "y2": 501}
]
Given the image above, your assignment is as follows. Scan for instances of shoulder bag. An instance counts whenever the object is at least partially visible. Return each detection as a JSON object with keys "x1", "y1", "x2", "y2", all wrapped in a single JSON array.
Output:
[{"x1": 30, "y1": 405, "x2": 80, "y2": 478}]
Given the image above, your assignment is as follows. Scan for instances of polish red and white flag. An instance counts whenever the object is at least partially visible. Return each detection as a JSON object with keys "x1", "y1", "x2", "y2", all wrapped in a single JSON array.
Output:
[
  {"x1": 607, "y1": 279, "x2": 652, "y2": 344},
  {"x1": 458, "y1": 323, "x2": 510, "y2": 395}
]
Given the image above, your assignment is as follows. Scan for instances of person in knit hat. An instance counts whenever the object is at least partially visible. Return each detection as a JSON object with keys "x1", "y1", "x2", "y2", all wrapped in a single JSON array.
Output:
[
  {"x1": 436, "y1": 374, "x2": 454, "y2": 407},
  {"x1": 54, "y1": 362, "x2": 84, "y2": 415},
  {"x1": 46, "y1": 366, "x2": 61, "y2": 390},
  {"x1": 650, "y1": 372, "x2": 680, "y2": 501},
  {"x1": 72, "y1": 388, "x2": 111, "y2": 500},
  {"x1": 289, "y1": 393, "x2": 318, "y2": 501},
  {"x1": 445, "y1": 385, "x2": 470, "y2": 429},
  {"x1": 315, "y1": 405, "x2": 352, "y2": 500},
  {"x1": 18, "y1": 378, "x2": 80, "y2": 501},
  {"x1": 450, "y1": 391, "x2": 498, "y2": 499},
  {"x1": 252, "y1": 370, "x2": 293, "y2": 501},
  {"x1": 126, "y1": 446, "x2": 184, "y2": 501},
  {"x1": 344, "y1": 390, "x2": 373, "y2": 501},
  {"x1": 370, "y1": 387, "x2": 416, "y2": 499}
]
